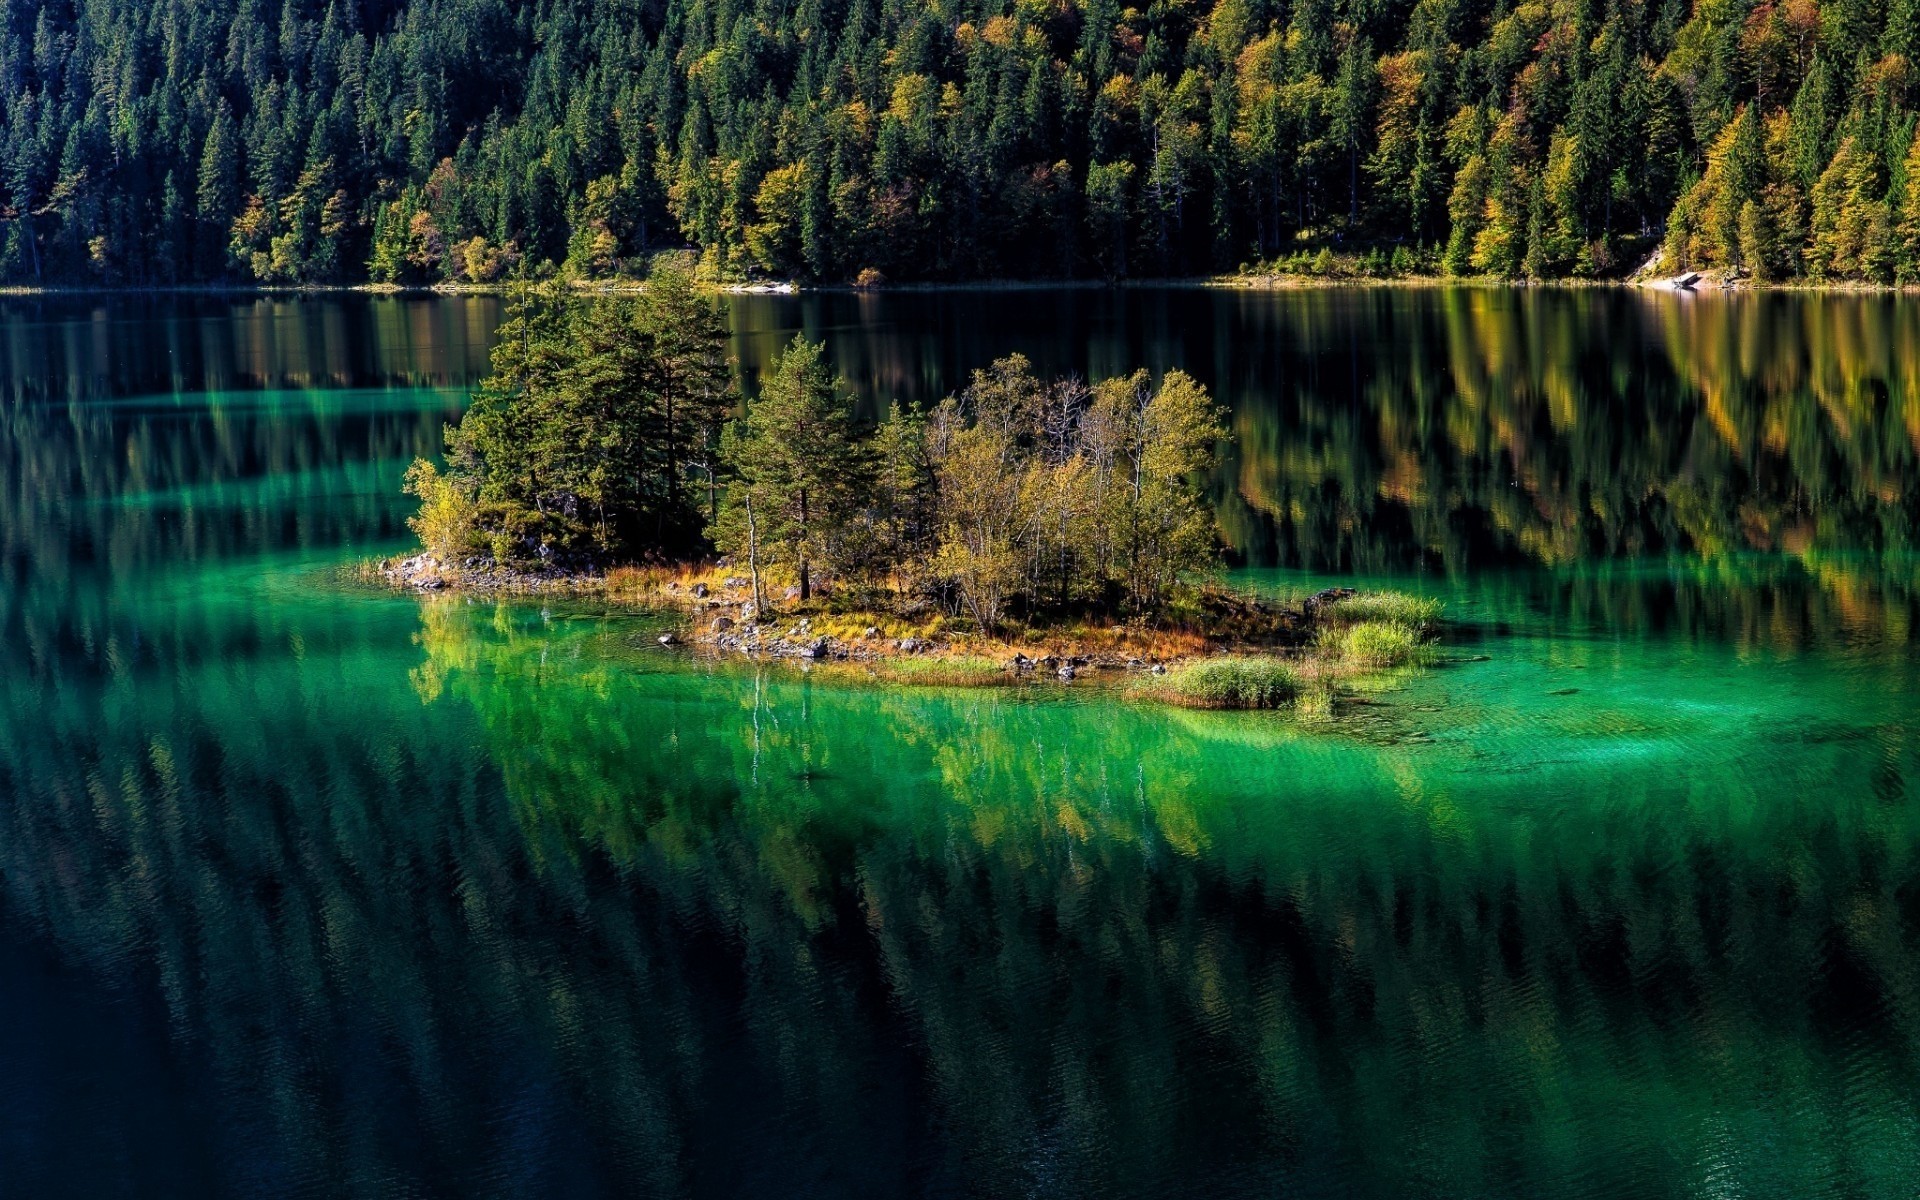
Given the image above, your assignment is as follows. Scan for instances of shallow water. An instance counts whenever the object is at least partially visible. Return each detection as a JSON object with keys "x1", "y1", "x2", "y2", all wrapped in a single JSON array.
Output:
[{"x1": 4, "y1": 289, "x2": 1920, "y2": 1198}]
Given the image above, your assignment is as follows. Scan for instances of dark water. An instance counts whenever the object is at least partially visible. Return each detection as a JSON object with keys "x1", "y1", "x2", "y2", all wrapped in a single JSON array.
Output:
[{"x1": 5, "y1": 288, "x2": 1920, "y2": 1198}]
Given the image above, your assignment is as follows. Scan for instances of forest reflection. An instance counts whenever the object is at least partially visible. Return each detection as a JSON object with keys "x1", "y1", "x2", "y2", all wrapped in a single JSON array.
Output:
[{"x1": 5, "y1": 596, "x2": 1919, "y2": 1195}]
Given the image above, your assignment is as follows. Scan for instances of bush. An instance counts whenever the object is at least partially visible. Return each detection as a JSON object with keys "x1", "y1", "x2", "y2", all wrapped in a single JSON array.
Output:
[
  {"x1": 1331, "y1": 620, "x2": 1435, "y2": 669},
  {"x1": 402, "y1": 459, "x2": 479, "y2": 559},
  {"x1": 1159, "y1": 657, "x2": 1301, "y2": 708}
]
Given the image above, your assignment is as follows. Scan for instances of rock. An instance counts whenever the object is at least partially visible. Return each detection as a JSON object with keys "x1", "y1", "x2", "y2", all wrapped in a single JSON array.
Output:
[
  {"x1": 1125, "y1": 657, "x2": 1144, "y2": 669},
  {"x1": 709, "y1": 616, "x2": 735, "y2": 634},
  {"x1": 1057, "y1": 664, "x2": 1076, "y2": 681},
  {"x1": 691, "y1": 582, "x2": 709, "y2": 598},
  {"x1": 1007, "y1": 653, "x2": 1033, "y2": 671},
  {"x1": 862, "y1": 626, "x2": 880, "y2": 639},
  {"x1": 1150, "y1": 663, "x2": 1167, "y2": 675},
  {"x1": 657, "y1": 633, "x2": 677, "y2": 646},
  {"x1": 723, "y1": 577, "x2": 748, "y2": 589},
  {"x1": 895, "y1": 637, "x2": 924, "y2": 653},
  {"x1": 801, "y1": 637, "x2": 830, "y2": 658},
  {"x1": 740, "y1": 604, "x2": 757, "y2": 622},
  {"x1": 663, "y1": 581, "x2": 679, "y2": 592},
  {"x1": 1303, "y1": 586, "x2": 1358, "y2": 617}
]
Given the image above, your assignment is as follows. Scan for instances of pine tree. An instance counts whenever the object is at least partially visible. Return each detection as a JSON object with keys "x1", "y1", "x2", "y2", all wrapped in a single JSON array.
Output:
[{"x1": 713, "y1": 337, "x2": 866, "y2": 603}]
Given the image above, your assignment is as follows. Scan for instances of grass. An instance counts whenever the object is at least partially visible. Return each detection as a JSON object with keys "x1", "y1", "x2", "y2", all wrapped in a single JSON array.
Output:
[
  {"x1": 1317, "y1": 591, "x2": 1442, "y2": 629},
  {"x1": 866, "y1": 654, "x2": 1009, "y2": 687},
  {"x1": 1148, "y1": 657, "x2": 1303, "y2": 709},
  {"x1": 1324, "y1": 619, "x2": 1439, "y2": 669}
]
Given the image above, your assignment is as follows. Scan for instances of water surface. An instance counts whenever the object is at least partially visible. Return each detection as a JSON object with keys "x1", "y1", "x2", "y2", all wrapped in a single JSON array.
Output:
[{"x1": 4, "y1": 288, "x2": 1920, "y2": 1198}]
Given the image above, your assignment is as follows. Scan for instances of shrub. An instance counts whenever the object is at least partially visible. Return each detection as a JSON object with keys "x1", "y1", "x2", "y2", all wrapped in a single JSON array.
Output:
[
  {"x1": 1159, "y1": 656, "x2": 1301, "y2": 708},
  {"x1": 402, "y1": 459, "x2": 479, "y2": 560}
]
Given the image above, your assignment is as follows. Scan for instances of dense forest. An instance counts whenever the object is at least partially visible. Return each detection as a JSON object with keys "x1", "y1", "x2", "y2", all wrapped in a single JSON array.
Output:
[{"x1": 3, "y1": 0, "x2": 1920, "y2": 284}]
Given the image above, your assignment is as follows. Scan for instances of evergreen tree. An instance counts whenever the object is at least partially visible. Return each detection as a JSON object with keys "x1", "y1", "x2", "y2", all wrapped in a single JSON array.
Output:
[{"x1": 712, "y1": 337, "x2": 866, "y2": 603}]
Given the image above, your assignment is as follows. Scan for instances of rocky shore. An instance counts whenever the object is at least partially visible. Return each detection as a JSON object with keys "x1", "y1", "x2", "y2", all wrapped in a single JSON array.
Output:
[{"x1": 373, "y1": 552, "x2": 1371, "y2": 678}]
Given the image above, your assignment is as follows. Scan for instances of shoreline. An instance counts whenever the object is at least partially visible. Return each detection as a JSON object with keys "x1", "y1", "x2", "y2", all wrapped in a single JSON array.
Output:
[
  {"x1": 366, "y1": 554, "x2": 1446, "y2": 711},
  {"x1": 8, "y1": 271, "x2": 1919, "y2": 300}
]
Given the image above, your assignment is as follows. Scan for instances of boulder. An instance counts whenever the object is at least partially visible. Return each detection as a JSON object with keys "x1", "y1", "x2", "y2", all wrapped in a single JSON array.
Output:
[
  {"x1": 1057, "y1": 664, "x2": 1076, "y2": 681},
  {"x1": 691, "y1": 582, "x2": 709, "y2": 598},
  {"x1": 657, "y1": 633, "x2": 677, "y2": 646},
  {"x1": 709, "y1": 616, "x2": 735, "y2": 634}
]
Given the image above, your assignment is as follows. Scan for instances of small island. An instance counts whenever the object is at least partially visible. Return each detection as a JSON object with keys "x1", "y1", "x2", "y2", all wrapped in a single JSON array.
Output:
[{"x1": 378, "y1": 261, "x2": 1441, "y2": 710}]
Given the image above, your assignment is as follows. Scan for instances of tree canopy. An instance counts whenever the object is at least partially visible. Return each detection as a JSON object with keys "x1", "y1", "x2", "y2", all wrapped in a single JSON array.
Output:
[{"x1": 13, "y1": 0, "x2": 1920, "y2": 285}]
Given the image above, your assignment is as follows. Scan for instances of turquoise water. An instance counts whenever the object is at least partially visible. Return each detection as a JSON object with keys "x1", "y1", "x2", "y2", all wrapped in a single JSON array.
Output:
[{"x1": 4, "y1": 290, "x2": 1920, "y2": 1197}]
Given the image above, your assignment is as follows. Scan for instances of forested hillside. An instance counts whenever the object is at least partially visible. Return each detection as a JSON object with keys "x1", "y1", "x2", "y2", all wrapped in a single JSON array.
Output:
[{"x1": 2, "y1": 0, "x2": 1915, "y2": 285}]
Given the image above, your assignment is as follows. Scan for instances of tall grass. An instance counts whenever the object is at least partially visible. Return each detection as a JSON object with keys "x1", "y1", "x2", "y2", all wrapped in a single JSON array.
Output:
[
  {"x1": 1324, "y1": 619, "x2": 1438, "y2": 668},
  {"x1": 1155, "y1": 657, "x2": 1302, "y2": 709},
  {"x1": 872, "y1": 655, "x2": 1009, "y2": 687},
  {"x1": 1318, "y1": 592, "x2": 1442, "y2": 629}
]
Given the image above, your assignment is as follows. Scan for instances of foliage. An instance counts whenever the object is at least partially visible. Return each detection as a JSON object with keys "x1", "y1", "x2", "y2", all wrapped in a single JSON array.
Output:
[
  {"x1": 402, "y1": 458, "x2": 478, "y2": 560},
  {"x1": 412, "y1": 259, "x2": 736, "y2": 562},
  {"x1": 707, "y1": 348, "x2": 1226, "y2": 626},
  {"x1": 710, "y1": 337, "x2": 868, "y2": 603},
  {"x1": 15, "y1": 0, "x2": 1920, "y2": 284},
  {"x1": 920, "y1": 356, "x2": 1228, "y2": 628}
]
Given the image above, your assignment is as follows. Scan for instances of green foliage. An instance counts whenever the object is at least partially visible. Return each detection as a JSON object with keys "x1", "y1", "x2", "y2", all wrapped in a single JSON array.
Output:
[
  {"x1": 711, "y1": 337, "x2": 868, "y2": 602},
  {"x1": 414, "y1": 263, "x2": 736, "y2": 563},
  {"x1": 402, "y1": 459, "x2": 479, "y2": 560},
  {"x1": 918, "y1": 356, "x2": 1227, "y2": 629},
  {"x1": 16, "y1": 0, "x2": 1920, "y2": 285}
]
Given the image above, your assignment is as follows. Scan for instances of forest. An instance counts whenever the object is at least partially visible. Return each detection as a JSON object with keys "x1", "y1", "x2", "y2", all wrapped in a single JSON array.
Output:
[{"x1": 4, "y1": 0, "x2": 1920, "y2": 284}]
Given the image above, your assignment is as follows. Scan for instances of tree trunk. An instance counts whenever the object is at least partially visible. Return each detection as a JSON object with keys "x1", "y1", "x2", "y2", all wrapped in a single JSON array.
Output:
[
  {"x1": 746, "y1": 491, "x2": 767, "y2": 618},
  {"x1": 798, "y1": 487, "x2": 811, "y2": 600}
]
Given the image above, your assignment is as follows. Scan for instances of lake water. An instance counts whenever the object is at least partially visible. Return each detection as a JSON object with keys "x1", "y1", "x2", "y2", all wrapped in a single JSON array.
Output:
[{"x1": 4, "y1": 288, "x2": 1920, "y2": 1198}]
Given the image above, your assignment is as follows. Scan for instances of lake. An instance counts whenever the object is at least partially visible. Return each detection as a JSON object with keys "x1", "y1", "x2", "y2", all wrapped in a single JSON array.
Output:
[{"x1": 4, "y1": 286, "x2": 1920, "y2": 1198}]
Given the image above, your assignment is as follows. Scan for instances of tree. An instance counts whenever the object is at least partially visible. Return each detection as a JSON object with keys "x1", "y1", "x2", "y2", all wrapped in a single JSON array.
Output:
[
  {"x1": 713, "y1": 337, "x2": 866, "y2": 603},
  {"x1": 410, "y1": 278, "x2": 735, "y2": 564},
  {"x1": 1090, "y1": 369, "x2": 1227, "y2": 610}
]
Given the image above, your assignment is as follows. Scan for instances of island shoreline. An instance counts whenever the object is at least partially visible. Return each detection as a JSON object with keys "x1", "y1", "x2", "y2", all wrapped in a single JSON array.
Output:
[{"x1": 364, "y1": 554, "x2": 1447, "y2": 711}]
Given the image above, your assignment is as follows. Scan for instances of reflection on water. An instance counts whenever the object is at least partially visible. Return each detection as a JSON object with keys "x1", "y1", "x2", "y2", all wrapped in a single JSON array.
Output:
[{"x1": 5, "y1": 289, "x2": 1920, "y2": 1197}]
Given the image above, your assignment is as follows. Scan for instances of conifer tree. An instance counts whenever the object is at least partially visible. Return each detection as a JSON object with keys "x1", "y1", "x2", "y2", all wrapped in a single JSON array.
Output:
[{"x1": 712, "y1": 337, "x2": 866, "y2": 603}]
